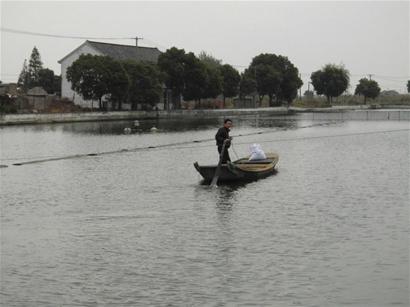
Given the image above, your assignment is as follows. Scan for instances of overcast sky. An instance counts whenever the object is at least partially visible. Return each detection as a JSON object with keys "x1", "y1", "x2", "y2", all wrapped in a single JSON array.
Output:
[{"x1": 1, "y1": 1, "x2": 409, "y2": 93}]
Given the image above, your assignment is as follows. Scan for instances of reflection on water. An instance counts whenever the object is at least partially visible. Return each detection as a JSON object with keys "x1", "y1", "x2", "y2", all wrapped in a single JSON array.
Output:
[
  {"x1": 14, "y1": 115, "x2": 298, "y2": 135},
  {"x1": 195, "y1": 182, "x2": 246, "y2": 209},
  {"x1": 60, "y1": 117, "x2": 221, "y2": 135},
  {"x1": 215, "y1": 185, "x2": 242, "y2": 210}
]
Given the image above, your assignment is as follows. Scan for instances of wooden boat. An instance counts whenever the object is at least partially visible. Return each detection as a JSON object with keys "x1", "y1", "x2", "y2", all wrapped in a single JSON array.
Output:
[{"x1": 194, "y1": 152, "x2": 279, "y2": 183}]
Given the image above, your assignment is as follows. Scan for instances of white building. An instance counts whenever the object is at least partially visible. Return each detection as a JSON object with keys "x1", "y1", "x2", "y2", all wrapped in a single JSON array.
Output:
[{"x1": 58, "y1": 40, "x2": 161, "y2": 108}]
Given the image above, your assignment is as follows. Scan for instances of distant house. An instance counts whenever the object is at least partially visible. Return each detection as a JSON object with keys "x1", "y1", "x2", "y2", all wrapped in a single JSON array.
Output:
[
  {"x1": 27, "y1": 86, "x2": 49, "y2": 110},
  {"x1": 380, "y1": 90, "x2": 400, "y2": 96},
  {"x1": 0, "y1": 83, "x2": 18, "y2": 97},
  {"x1": 58, "y1": 40, "x2": 162, "y2": 109}
]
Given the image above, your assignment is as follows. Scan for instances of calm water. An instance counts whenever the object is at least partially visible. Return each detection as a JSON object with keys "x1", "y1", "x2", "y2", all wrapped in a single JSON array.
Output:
[{"x1": 1, "y1": 116, "x2": 409, "y2": 307}]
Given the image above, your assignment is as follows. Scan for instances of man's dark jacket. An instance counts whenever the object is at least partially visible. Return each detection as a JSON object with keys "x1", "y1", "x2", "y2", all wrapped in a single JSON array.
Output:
[{"x1": 215, "y1": 127, "x2": 231, "y2": 148}]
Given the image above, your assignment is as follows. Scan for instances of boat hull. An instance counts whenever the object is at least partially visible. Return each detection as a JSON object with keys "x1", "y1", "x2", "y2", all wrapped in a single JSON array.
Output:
[{"x1": 194, "y1": 153, "x2": 279, "y2": 183}]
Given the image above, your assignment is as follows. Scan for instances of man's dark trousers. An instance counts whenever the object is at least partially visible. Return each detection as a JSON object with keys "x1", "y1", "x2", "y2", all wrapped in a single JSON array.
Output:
[{"x1": 218, "y1": 146, "x2": 231, "y2": 163}]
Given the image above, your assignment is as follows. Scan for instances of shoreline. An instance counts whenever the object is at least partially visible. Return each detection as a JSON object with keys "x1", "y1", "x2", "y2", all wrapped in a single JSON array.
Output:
[{"x1": 1, "y1": 106, "x2": 409, "y2": 126}]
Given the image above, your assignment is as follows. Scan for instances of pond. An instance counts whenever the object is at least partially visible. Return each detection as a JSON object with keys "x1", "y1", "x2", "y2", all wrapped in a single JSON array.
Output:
[{"x1": 1, "y1": 116, "x2": 409, "y2": 306}]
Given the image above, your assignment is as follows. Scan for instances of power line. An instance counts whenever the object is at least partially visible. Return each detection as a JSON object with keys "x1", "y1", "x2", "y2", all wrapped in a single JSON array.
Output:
[
  {"x1": 0, "y1": 27, "x2": 169, "y2": 51},
  {"x1": 0, "y1": 27, "x2": 136, "y2": 40},
  {"x1": 372, "y1": 74, "x2": 410, "y2": 79},
  {"x1": 141, "y1": 38, "x2": 168, "y2": 51},
  {"x1": 373, "y1": 76, "x2": 409, "y2": 81}
]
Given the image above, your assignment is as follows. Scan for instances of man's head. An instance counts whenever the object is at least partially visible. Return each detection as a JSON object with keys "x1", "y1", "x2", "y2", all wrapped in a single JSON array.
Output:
[{"x1": 224, "y1": 118, "x2": 233, "y2": 129}]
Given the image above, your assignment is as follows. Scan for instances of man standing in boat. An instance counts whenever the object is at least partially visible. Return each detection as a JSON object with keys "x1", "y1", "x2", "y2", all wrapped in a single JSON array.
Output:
[{"x1": 215, "y1": 119, "x2": 233, "y2": 163}]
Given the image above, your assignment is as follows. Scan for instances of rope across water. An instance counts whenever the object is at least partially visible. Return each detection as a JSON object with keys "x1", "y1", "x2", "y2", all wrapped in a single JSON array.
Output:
[{"x1": 1, "y1": 124, "x2": 408, "y2": 167}]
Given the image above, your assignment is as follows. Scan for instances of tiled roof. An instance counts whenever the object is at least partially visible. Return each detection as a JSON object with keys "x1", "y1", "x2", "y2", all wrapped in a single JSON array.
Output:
[
  {"x1": 27, "y1": 86, "x2": 48, "y2": 96},
  {"x1": 87, "y1": 41, "x2": 161, "y2": 62}
]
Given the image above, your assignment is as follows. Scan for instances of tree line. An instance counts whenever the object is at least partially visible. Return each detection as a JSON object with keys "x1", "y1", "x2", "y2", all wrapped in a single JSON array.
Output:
[
  {"x1": 310, "y1": 64, "x2": 384, "y2": 104},
  {"x1": 66, "y1": 47, "x2": 308, "y2": 110},
  {"x1": 16, "y1": 46, "x2": 410, "y2": 109},
  {"x1": 66, "y1": 48, "x2": 244, "y2": 110},
  {"x1": 67, "y1": 55, "x2": 163, "y2": 110}
]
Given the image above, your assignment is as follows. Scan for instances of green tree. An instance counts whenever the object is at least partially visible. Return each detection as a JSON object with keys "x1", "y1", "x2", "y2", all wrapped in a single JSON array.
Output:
[
  {"x1": 158, "y1": 47, "x2": 186, "y2": 109},
  {"x1": 248, "y1": 54, "x2": 302, "y2": 106},
  {"x1": 198, "y1": 52, "x2": 223, "y2": 108},
  {"x1": 123, "y1": 61, "x2": 163, "y2": 110},
  {"x1": 17, "y1": 59, "x2": 30, "y2": 91},
  {"x1": 198, "y1": 51, "x2": 222, "y2": 70},
  {"x1": 66, "y1": 54, "x2": 112, "y2": 109},
  {"x1": 106, "y1": 60, "x2": 129, "y2": 110},
  {"x1": 310, "y1": 64, "x2": 350, "y2": 104},
  {"x1": 183, "y1": 52, "x2": 207, "y2": 102},
  {"x1": 220, "y1": 64, "x2": 240, "y2": 106},
  {"x1": 276, "y1": 57, "x2": 303, "y2": 106},
  {"x1": 407, "y1": 80, "x2": 410, "y2": 93},
  {"x1": 38, "y1": 68, "x2": 55, "y2": 94},
  {"x1": 27, "y1": 46, "x2": 43, "y2": 88},
  {"x1": 239, "y1": 69, "x2": 257, "y2": 98},
  {"x1": 202, "y1": 65, "x2": 223, "y2": 102},
  {"x1": 53, "y1": 75, "x2": 62, "y2": 96},
  {"x1": 253, "y1": 62, "x2": 281, "y2": 105},
  {"x1": 354, "y1": 78, "x2": 381, "y2": 104}
]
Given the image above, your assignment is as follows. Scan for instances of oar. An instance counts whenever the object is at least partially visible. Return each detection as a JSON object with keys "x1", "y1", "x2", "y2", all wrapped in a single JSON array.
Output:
[{"x1": 210, "y1": 139, "x2": 228, "y2": 188}]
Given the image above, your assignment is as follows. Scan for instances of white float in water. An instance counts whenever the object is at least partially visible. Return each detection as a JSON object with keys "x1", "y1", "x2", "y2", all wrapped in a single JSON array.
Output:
[
  {"x1": 150, "y1": 126, "x2": 158, "y2": 132},
  {"x1": 123, "y1": 127, "x2": 132, "y2": 134}
]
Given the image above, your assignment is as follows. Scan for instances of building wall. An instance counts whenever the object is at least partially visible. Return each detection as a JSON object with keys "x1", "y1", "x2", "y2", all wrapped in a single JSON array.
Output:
[
  {"x1": 60, "y1": 43, "x2": 103, "y2": 108},
  {"x1": 26, "y1": 96, "x2": 42, "y2": 110},
  {"x1": 60, "y1": 42, "x2": 165, "y2": 110}
]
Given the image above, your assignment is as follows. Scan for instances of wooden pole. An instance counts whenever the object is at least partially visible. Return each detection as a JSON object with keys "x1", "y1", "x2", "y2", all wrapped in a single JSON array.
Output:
[{"x1": 210, "y1": 140, "x2": 228, "y2": 188}]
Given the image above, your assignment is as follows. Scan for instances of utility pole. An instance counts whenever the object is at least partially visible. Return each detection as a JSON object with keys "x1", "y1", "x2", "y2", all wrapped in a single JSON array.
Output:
[
  {"x1": 135, "y1": 36, "x2": 143, "y2": 47},
  {"x1": 368, "y1": 74, "x2": 373, "y2": 80}
]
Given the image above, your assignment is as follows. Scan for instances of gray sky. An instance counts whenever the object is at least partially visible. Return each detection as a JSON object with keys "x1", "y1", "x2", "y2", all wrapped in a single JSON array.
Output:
[{"x1": 1, "y1": 1, "x2": 409, "y2": 93}]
